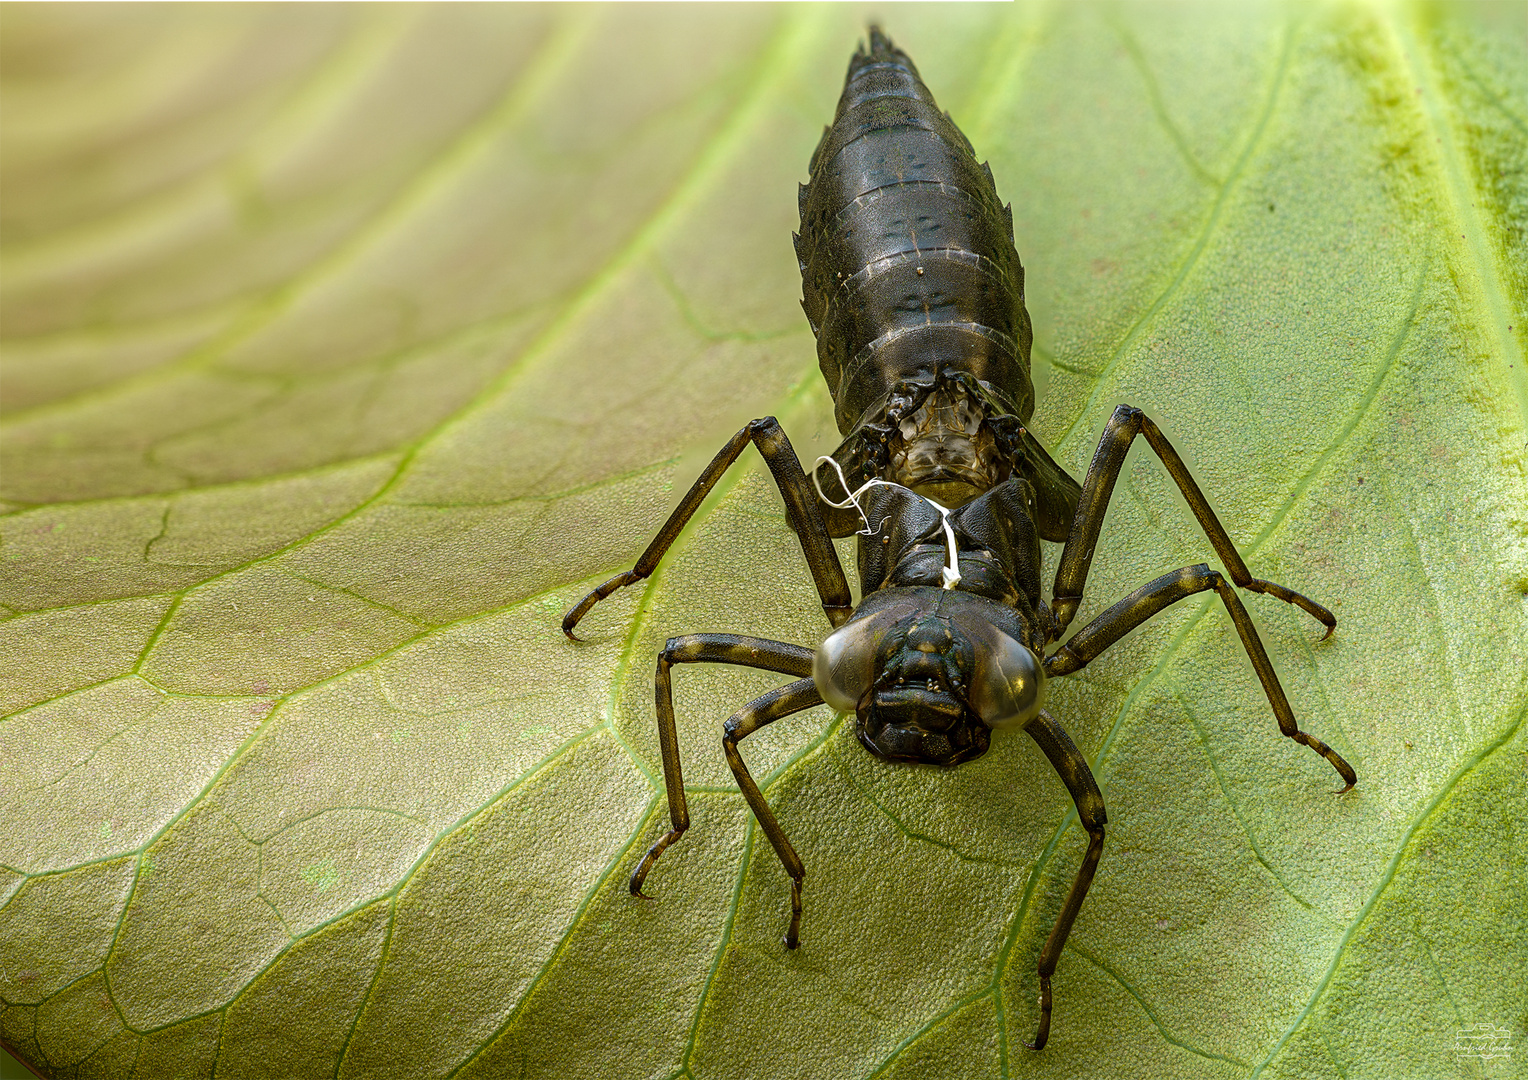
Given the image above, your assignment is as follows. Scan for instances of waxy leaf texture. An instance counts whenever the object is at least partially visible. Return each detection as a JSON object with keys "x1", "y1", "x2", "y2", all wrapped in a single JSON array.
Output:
[{"x1": 2, "y1": 4, "x2": 1525, "y2": 1079}]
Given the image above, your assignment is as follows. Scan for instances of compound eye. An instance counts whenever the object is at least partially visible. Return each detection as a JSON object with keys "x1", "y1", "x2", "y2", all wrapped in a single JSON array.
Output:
[
  {"x1": 813, "y1": 600, "x2": 921, "y2": 713},
  {"x1": 813, "y1": 618, "x2": 883, "y2": 712},
  {"x1": 965, "y1": 626, "x2": 1046, "y2": 730}
]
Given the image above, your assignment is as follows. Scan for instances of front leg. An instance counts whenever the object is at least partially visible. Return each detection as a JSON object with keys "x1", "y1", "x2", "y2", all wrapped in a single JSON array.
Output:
[
  {"x1": 722, "y1": 677, "x2": 823, "y2": 948},
  {"x1": 1021, "y1": 710, "x2": 1107, "y2": 1051},
  {"x1": 563, "y1": 418, "x2": 853, "y2": 637},
  {"x1": 1051, "y1": 405, "x2": 1335, "y2": 638},
  {"x1": 632, "y1": 634, "x2": 814, "y2": 899}
]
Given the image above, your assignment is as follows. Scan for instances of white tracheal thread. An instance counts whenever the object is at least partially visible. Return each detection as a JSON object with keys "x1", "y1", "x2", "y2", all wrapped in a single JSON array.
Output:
[{"x1": 813, "y1": 457, "x2": 962, "y2": 589}]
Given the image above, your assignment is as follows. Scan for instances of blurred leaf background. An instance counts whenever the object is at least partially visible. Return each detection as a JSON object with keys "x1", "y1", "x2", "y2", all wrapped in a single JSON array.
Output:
[{"x1": 1, "y1": 3, "x2": 1525, "y2": 1078}]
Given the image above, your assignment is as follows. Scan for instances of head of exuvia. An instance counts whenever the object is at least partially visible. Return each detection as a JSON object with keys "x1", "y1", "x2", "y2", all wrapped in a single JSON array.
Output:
[{"x1": 813, "y1": 588, "x2": 1046, "y2": 766}]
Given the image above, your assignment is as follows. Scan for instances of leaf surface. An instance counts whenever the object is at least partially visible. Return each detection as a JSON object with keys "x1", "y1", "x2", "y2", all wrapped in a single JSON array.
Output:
[{"x1": 2, "y1": 4, "x2": 1525, "y2": 1079}]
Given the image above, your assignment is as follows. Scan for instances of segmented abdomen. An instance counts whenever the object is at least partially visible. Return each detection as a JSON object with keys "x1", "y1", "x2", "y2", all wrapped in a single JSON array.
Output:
[{"x1": 796, "y1": 28, "x2": 1035, "y2": 437}]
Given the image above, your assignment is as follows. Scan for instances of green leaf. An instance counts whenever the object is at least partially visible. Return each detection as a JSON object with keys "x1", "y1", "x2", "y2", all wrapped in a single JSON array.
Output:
[{"x1": 2, "y1": 4, "x2": 1525, "y2": 1078}]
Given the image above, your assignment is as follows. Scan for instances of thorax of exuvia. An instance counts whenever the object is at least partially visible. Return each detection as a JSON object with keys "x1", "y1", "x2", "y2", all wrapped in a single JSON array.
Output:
[{"x1": 886, "y1": 386, "x2": 1004, "y2": 507}]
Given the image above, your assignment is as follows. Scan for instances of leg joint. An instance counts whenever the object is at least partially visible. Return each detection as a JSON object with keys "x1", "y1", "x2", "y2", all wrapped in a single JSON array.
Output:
[
  {"x1": 659, "y1": 636, "x2": 711, "y2": 665},
  {"x1": 1044, "y1": 644, "x2": 1083, "y2": 678}
]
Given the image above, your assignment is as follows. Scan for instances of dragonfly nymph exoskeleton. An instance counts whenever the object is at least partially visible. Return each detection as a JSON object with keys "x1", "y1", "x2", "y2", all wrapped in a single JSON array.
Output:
[{"x1": 563, "y1": 26, "x2": 1355, "y2": 1050}]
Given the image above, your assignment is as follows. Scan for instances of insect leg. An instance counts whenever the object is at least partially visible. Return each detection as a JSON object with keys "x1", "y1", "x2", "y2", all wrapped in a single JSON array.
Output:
[
  {"x1": 563, "y1": 418, "x2": 853, "y2": 638},
  {"x1": 1020, "y1": 709, "x2": 1107, "y2": 1051},
  {"x1": 633, "y1": 635, "x2": 814, "y2": 901},
  {"x1": 723, "y1": 677, "x2": 824, "y2": 949},
  {"x1": 1046, "y1": 565, "x2": 1356, "y2": 790},
  {"x1": 1051, "y1": 405, "x2": 1335, "y2": 639}
]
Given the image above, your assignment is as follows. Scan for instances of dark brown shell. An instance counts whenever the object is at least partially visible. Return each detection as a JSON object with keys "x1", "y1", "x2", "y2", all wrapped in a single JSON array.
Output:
[{"x1": 795, "y1": 27, "x2": 1035, "y2": 436}]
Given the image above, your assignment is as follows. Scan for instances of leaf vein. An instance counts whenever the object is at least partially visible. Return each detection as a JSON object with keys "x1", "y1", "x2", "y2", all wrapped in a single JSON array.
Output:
[
  {"x1": 443, "y1": 795, "x2": 658, "y2": 1078},
  {"x1": 1245, "y1": 700, "x2": 1527, "y2": 1078},
  {"x1": 1110, "y1": 17, "x2": 1222, "y2": 188},
  {"x1": 1054, "y1": 16, "x2": 1300, "y2": 447},
  {"x1": 1068, "y1": 941, "x2": 1249, "y2": 1066}
]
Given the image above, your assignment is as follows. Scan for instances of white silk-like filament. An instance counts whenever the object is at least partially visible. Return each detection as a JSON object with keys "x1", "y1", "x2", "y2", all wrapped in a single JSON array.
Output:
[{"x1": 813, "y1": 457, "x2": 961, "y2": 590}]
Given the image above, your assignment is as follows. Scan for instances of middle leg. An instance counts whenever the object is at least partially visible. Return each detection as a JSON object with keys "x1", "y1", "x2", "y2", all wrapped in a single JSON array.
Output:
[{"x1": 1045, "y1": 564, "x2": 1355, "y2": 789}]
